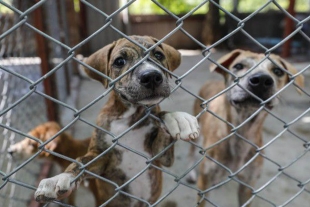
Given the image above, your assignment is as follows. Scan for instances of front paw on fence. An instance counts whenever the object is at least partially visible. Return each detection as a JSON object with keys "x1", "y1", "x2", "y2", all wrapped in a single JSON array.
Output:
[
  {"x1": 162, "y1": 112, "x2": 199, "y2": 141},
  {"x1": 35, "y1": 173, "x2": 76, "y2": 203}
]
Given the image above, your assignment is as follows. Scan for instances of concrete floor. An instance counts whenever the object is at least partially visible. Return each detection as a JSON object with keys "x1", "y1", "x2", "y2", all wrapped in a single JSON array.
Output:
[{"x1": 62, "y1": 50, "x2": 310, "y2": 207}]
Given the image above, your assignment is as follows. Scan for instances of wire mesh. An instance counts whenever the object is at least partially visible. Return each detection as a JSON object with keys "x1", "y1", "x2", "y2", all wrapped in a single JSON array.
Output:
[
  {"x1": 0, "y1": 1, "x2": 48, "y2": 207},
  {"x1": 0, "y1": 57, "x2": 47, "y2": 207},
  {"x1": 0, "y1": 0, "x2": 310, "y2": 207}
]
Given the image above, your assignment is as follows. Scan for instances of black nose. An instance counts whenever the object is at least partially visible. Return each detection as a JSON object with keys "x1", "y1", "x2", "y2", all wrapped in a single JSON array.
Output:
[
  {"x1": 249, "y1": 73, "x2": 274, "y2": 89},
  {"x1": 139, "y1": 71, "x2": 163, "y2": 89}
]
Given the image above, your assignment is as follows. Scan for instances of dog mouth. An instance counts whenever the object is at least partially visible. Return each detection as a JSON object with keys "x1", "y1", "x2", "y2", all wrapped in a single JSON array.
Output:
[
  {"x1": 115, "y1": 80, "x2": 171, "y2": 105},
  {"x1": 119, "y1": 92, "x2": 168, "y2": 105},
  {"x1": 231, "y1": 96, "x2": 274, "y2": 109}
]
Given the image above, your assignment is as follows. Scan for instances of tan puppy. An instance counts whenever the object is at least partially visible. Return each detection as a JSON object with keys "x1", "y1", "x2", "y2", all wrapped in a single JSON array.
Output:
[
  {"x1": 7, "y1": 122, "x2": 101, "y2": 206},
  {"x1": 34, "y1": 36, "x2": 199, "y2": 207},
  {"x1": 190, "y1": 49, "x2": 304, "y2": 206}
]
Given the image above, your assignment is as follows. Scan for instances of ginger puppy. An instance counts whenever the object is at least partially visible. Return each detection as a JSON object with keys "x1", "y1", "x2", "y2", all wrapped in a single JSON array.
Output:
[{"x1": 7, "y1": 122, "x2": 99, "y2": 206}]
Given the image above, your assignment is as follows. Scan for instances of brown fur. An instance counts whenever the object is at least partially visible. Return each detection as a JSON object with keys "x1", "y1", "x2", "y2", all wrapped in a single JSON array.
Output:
[
  {"x1": 67, "y1": 36, "x2": 181, "y2": 206},
  {"x1": 190, "y1": 50, "x2": 304, "y2": 206},
  {"x1": 35, "y1": 36, "x2": 196, "y2": 207}
]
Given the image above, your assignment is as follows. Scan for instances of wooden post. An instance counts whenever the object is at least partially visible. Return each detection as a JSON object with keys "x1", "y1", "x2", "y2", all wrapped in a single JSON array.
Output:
[
  {"x1": 33, "y1": 1, "x2": 59, "y2": 122},
  {"x1": 281, "y1": 0, "x2": 296, "y2": 57},
  {"x1": 29, "y1": 3, "x2": 59, "y2": 207},
  {"x1": 201, "y1": 0, "x2": 221, "y2": 46}
]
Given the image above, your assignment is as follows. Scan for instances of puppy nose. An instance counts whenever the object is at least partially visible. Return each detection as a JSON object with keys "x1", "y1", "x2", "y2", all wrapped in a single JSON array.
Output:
[
  {"x1": 139, "y1": 71, "x2": 163, "y2": 89},
  {"x1": 249, "y1": 73, "x2": 274, "y2": 89}
]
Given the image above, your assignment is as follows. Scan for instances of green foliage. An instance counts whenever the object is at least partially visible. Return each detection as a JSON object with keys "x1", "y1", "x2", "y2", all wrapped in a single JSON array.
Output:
[
  {"x1": 238, "y1": 0, "x2": 309, "y2": 13},
  {"x1": 0, "y1": 0, "x2": 13, "y2": 14},
  {"x1": 128, "y1": 0, "x2": 310, "y2": 15},
  {"x1": 129, "y1": 0, "x2": 207, "y2": 15},
  {"x1": 238, "y1": 0, "x2": 287, "y2": 13},
  {"x1": 293, "y1": 0, "x2": 310, "y2": 12}
]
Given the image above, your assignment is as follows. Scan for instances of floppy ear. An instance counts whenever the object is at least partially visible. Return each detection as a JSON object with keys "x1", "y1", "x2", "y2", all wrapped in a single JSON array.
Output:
[
  {"x1": 210, "y1": 49, "x2": 243, "y2": 75},
  {"x1": 161, "y1": 43, "x2": 181, "y2": 71},
  {"x1": 279, "y1": 58, "x2": 304, "y2": 94},
  {"x1": 83, "y1": 41, "x2": 116, "y2": 88},
  {"x1": 150, "y1": 37, "x2": 181, "y2": 72}
]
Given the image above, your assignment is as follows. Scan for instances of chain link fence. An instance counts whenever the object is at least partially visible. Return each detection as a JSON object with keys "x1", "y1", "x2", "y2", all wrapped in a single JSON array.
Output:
[
  {"x1": 0, "y1": 57, "x2": 47, "y2": 207},
  {"x1": 0, "y1": 1, "x2": 48, "y2": 207},
  {"x1": 0, "y1": 0, "x2": 310, "y2": 207}
]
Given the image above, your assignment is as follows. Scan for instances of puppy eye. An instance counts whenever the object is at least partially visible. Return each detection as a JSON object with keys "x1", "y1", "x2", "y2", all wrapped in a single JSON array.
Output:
[
  {"x1": 113, "y1": 57, "x2": 126, "y2": 67},
  {"x1": 154, "y1": 51, "x2": 164, "y2": 61},
  {"x1": 272, "y1": 67, "x2": 285, "y2": 77},
  {"x1": 233, "y1": 63, "x2": 244, "y2": 70}
]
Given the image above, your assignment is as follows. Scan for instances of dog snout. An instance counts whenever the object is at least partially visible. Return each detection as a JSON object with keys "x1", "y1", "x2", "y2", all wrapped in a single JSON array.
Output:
[
  {"x1": 249, "y1": 73, "x2": 274, "y2": 90},
  {"x1": 139, "y1": 71, "x2": 163, "y2": 89}
]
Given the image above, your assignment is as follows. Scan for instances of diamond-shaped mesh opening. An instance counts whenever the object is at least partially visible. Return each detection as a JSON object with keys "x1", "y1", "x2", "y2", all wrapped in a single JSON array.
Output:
[{"x1": 1, "y1": 0, "x2": 310, "y2": 207}]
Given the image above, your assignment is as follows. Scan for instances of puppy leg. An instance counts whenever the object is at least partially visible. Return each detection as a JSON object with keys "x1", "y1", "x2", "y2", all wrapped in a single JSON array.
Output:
[
  {"x1": 35, "y1": 148, "x2": 109, "y2": 203},
  {"x1": 89, "y1": 179, "x2": 101, "y2": 206},
  {"x1": 154, "y1": 111, "x2": 199, "y2": 167},
  {"x1": 152, "y1": 128, "x2": 175, "y2": 167},
  {"x1": 237, "y1": 155, "x2": 263, "y2": 206},
  {"x1": 238, "y1": 184, "x2": 253, "y2": 207},
  {"x1": 67, "y1": 192, "x2": 76, "y2": 206},
  {"x1": 161, "y1": 112, "x2": 200, "y2": 182},
  {"x1": 35, "y1": 173, "x2": 77, "y2": 203},
  {"x1": 196, "y1": 162, "x2": 209, "y2": 207}
]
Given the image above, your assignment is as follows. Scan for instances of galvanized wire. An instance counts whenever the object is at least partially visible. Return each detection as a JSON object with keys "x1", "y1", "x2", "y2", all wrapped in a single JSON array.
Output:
[{"x1": 0, "y1": 0, "x2": 309, "y2": 207}]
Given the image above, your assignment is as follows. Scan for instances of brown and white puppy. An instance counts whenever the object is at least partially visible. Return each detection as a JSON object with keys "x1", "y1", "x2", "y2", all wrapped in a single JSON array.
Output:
[
  {"x1": 189, "y1": 49, "x2": 304, "y2": 206},
  {"x1": 34, "y1": 36, "x2": 199, "y2": 207},
  {"x1": 7, "y1": 122, "x2": 100, "y2": 206}
]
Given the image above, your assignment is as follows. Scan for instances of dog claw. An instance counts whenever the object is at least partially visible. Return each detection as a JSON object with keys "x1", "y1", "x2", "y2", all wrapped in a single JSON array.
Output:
[
  {"x1": 44, "y1": 197, "x2": 56, "y2": 202},
  {"x1": 34, "y1": 173, "x2": 75, "y2": 203},
  {"x1": 35, "y1": 195, "x2": 42, "y2": 202},
  {"x1": 162, "y1": 112, "x2": 200, "y2": 141},
  {"x1": 189, "y1": 134, "x2": 195, "y2": 140},
  {"x1": 35, "y1": 194, "x2": 55, "y2": 203},
  {"x1": 57, "y1": 189, "x2": 68, "y2": 195}
]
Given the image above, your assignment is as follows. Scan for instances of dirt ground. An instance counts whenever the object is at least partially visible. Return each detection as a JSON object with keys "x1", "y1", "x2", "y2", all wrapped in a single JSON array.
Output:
[{"x1": 63, "y1": 50, "x2": 310, "y2": 207}]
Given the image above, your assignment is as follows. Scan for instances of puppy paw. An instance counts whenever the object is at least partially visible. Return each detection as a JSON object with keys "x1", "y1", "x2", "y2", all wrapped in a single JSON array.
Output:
[
  {"x1": 162, "y1": 112, "x2": 199, "y2": 141},
  {"x1": 35, "y1": 173, "x2": 76, "y2": 203}
]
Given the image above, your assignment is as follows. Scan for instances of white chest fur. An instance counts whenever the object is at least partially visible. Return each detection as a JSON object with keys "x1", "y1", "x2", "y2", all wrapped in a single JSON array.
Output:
[{"x1": 108, "y1": 108, "x2": 154, "y2": 204}]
